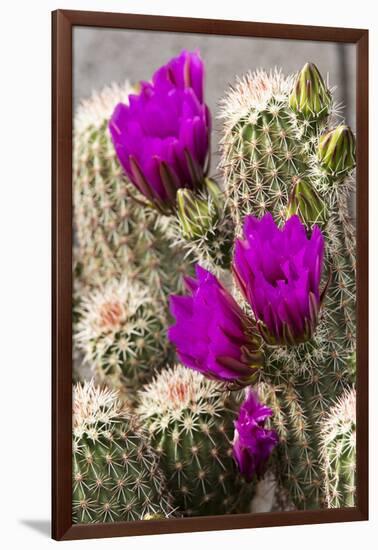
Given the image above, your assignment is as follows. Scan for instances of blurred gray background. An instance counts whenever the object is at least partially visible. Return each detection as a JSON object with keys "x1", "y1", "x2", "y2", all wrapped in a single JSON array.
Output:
[
  {"x1": 73, "y1": 27, "x2": 356, "y2": 124},
  {"x1": 73, "y1": 27, "x2": 356, "y2": 214}
]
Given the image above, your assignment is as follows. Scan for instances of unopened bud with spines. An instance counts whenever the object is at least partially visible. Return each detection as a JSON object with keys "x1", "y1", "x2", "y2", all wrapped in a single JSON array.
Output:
[
  {"x1": 287, "y1": 178, "x2": 327, "y2": 227},
  {"x1": 317, "y1": 125, "x2": 356, "y2": 176},
  {"x1": 177, "y1": 178, "x2": 222, "y2": 240},
  {"x1": 289, "y1": 62, "x2": 332, "y2": 120}
]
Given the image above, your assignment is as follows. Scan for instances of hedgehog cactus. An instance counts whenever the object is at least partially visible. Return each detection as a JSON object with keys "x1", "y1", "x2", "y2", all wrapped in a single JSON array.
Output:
[
  {"x1": 220, "y1": 63, "x2": 356, "y2": 509},
  {"x1": 72, "y1": 55, "x2": 357, "y2": 519},
  {"x1": 73, "y1": 81, "x2": 192, "y2": 302},
  {"x1": 72, "y1": 380, "x2": 173, "y2": 523},
  {"x1": 320, "y1": 388, "x2": 356, "y2": 508},
  {"x1": 75, "y1": 278, "x2": 171, "y2": 390},
  {"x1": 137, "y1": 365, "x2": 252, "y2": 516}
]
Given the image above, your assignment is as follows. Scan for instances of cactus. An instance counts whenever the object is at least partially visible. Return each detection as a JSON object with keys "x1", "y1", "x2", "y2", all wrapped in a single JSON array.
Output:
[
  {"x1": 320, "y1": 387, "x2": 356, "y2": 507},
  {"x1": 72, "y1": 380, "x2": 173, "y2": 523},
  {"x1": 75, "y1": 278, "x2": 171, "y2": 390},
  {"x1": 73, "y1": 81, "x2": 192, "y2": 303},
  {"x1": 72, "y1": 56, "x2": 357, "y2": 517},
  {"x1": 220, "y1": 64, "x2": 356, "y2": 509},
  {"x1": 137, "y1": 364, "x2": 252, "y2": 516},
  {"x1": 287, "y1": 177, "x2": 327, "y2": 227}
]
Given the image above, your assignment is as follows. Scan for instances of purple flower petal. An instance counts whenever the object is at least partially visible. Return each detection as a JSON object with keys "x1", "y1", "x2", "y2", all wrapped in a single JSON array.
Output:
[
  {"x1": 168, "y1": 265, "x2": 263, "y2": 384},
  {"x1": 109, "y1": 51, "x2": 210, "y2": 211},
  {"x1": 233, "y1": 390, "x2": 278, "y2": 481},
  {"x1": 233, "y1": 213, "x2": 325, "y2": 345}
]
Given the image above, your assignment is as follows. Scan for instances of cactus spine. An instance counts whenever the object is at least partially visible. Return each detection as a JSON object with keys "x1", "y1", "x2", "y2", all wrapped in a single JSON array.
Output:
[
  {"x1": 137, "y1": 365, "x2": 252, "y2": 516},
  {"x1": 320, "y1": 387, "x2": 356, "y2": 507},
  {"x1": 72, "y1": 380, "x2": 173, "y2": 523},
  {"x1": 221, "y1": 65, "x2": 356, "y2": 509},
  {"x1": 75, "y1": 278, "x2": 171, "y2": 390}
]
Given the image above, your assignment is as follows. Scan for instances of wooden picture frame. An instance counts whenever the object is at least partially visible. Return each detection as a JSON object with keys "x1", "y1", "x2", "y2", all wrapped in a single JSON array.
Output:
[{"x1": 52, "y1": 9, "x2": 369, "y2": 541}]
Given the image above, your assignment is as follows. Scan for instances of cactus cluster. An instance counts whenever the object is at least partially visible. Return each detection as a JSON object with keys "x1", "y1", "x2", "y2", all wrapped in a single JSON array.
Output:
[
  {"x1": 220, "y1": 64, "x2": 356, "y2": 509},
  {"x1": 72, "y1": 380, "x2": 173, "y2": 523},
  {"x1": 72, "y1": 52, "x2": 357, "y2": 522},
  {"x1": 73, "y1": 82, "x2": 194, "y2": 385}
]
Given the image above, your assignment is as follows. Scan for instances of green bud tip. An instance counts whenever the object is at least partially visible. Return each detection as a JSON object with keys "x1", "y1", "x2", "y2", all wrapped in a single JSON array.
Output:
[
  {"x1": 177, "y1": 179, "x2": 221, "y2": 240},
  {"x1": 317, "y1": 125, "x2": 356, "y2": 175},
  {"x1": 289, "y1": 62, "x2": 332, "y2": 119},
  {"x1": 287, "y1": 178, "x2": 326, "y2": 226}
]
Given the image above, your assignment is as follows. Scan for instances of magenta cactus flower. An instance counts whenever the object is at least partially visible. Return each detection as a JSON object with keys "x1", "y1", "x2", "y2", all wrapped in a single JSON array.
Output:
[
  {"x1": 168, "y1": 265, "x2": 263, "y2": 386},
  {"x1": 233, "y1": 213, "x2": 326, "y2": 346},
  {"x1": 109, "y1": 50, "x2": 211, "y2": 213},
  {"x1": 233, "y1": 390, "x2": 278, "y2": 481}
]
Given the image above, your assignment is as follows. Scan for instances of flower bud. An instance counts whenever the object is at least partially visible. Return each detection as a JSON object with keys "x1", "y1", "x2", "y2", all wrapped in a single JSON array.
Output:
[
  {"x1": 289, "y1": 62, "x2": 332, "y2": 120},
  {"x1": 287, "y1": 178, "x2": 326, "y2": 227},
  {"x1": 317, "y1": 125, "x2": 356, "y2": 175},
  {"x1": 233, "y1": 390, "x2": 278, "y2": 481},
  {"x1": 177, "y1": 179, "x2": 221, "y2": 239}
]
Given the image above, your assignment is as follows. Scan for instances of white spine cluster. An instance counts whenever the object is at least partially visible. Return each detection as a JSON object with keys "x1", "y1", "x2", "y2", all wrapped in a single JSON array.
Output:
[
  {"x1": 320, "y1": 387, "x2": 356, "y2": 451},
  {"x1": 74, "y1": 81, "x2": 133, "y2": 135},
  {"x1": 74, "y1": 277, "x2": 168, "y2": 387},
  {"x1": 73, "y1": 379, "x2": 125, "y2": 440},
  {"x1": 219, "y1": 69, "x2": 295, "y2": 130},
  {"x1": 137, "y1": 364, "x2": 229, "y2": 432},
  {"x1": 75, "y1": 278, "x2": 148, "y2": 345}
]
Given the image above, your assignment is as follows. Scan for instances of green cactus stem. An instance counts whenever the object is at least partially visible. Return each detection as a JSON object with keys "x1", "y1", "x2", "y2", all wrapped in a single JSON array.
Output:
[
  {"x1": 137, "y1": 364, "x2": 253, "y2": 516},
  {"x1": 72, "y1": 380, "x2": 173, "y2": 523},
  {"x1": 75, "y1": 278, "x2": 171, "y2": 390},
  {"x1": 320, "y1": 387, "x2": 356, "y2": 507}
]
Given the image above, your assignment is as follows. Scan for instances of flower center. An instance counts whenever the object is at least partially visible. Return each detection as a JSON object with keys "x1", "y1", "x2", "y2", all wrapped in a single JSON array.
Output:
[
  {"x1": 167, "y1": 381, "x2": 193, "y2": 408},
  {"x1": 99, "y1": 301, "x2": 124, "y2": 329}
]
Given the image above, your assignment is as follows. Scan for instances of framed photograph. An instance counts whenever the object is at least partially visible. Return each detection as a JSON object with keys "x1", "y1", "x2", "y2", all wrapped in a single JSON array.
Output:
[{"x1": 52, "y1": 10, "x2": 368, "y2": 541}]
